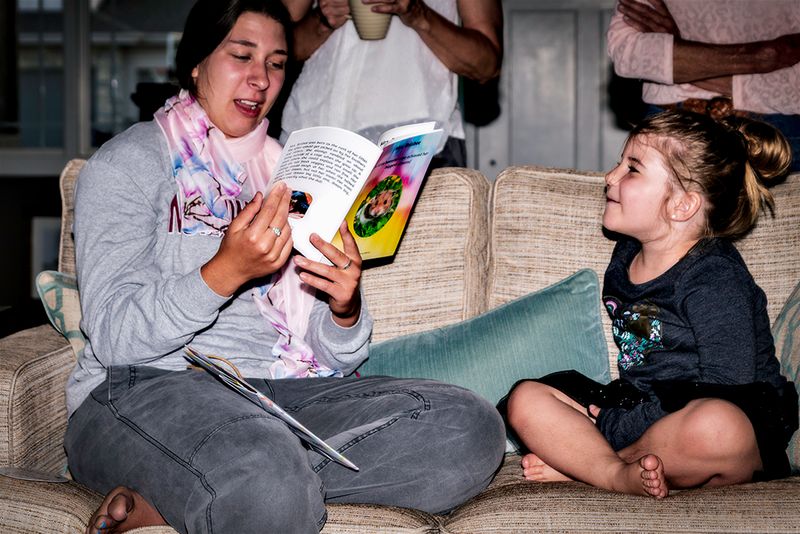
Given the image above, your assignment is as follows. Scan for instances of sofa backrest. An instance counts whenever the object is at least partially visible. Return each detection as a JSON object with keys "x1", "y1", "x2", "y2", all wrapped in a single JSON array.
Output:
[
  {"x1": 58, "y1": 159, "x2": 84, "y2": 277},
  {"x1": 360, "y1": 168, "x2": 490, "y2": 342},
  {"x1": 58, "y1": 160, "x2": 800, "y2": 374},
  {"x1": 735, "y1": 175, "x2": 800, "y2": 327},
  {"x1": 57, "y1": 160, "x2": 490, "y2": 344},
  {"x1": 489, "y1": 166, "x2": 800, "y2": 375},
  {"x1": 489, "y1": 167, "x2": 616, "y2": 360}
]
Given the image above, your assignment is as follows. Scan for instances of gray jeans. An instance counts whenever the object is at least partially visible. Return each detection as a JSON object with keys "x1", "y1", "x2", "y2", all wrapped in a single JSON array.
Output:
[{"x1": 65, "y1": 366, "x2": 505, "y2": 534}]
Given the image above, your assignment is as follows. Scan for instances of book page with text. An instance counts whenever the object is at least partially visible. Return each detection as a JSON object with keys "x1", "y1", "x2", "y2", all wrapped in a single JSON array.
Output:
[{"x1": 272, "y1": 127, "x2": 382, "y2": 262}]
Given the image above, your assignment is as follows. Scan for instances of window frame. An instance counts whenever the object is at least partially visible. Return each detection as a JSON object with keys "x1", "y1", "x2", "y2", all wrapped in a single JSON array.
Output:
[{"x1": 1, "y1": 0, "x2": 91, "y2": 177}]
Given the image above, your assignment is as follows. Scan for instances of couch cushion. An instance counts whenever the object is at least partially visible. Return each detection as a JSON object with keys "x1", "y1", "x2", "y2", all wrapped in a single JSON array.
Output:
[
  {"x1": 323, "y1": 503, "x2": 439, "y2": 533},
  {"x1": 490, "y1": 168, "x2": 800, "y2": 378},
  {"x1": 0, "y1": 475, "x2": 100, "y2": 533},
  {"x1": 444, "y1": 453, "x2": 800, "y2": 533},
  {"x1": 0, "y1": 473, "x2": 439, "y2": 534},
  {"x1": 361, "y1": 167, "x2": 490, "y2": 343},
  {"x1": 55, "y1": 161, "x2": 488, "y2": 346},
  {"x1": 80, "y1": 505, "x2": 440, "y2": 534},
  {"x1": 358, "y1": 269, "x2": 610, "y2": 406}
]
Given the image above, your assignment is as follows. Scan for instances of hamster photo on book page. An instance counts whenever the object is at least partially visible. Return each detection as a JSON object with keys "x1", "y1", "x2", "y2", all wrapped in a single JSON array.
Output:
[{"x1": 335, "y1": 124, "x2": 443, "y2": 260}]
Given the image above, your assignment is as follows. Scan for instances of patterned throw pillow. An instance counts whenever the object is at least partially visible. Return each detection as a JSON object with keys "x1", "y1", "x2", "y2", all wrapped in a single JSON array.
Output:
[
  {"x1": 35, "y1": 270, "x2": 86, "y2": 360},
  {"x1": 773, "y1": 278, "x2": 800, "y2": 472}
]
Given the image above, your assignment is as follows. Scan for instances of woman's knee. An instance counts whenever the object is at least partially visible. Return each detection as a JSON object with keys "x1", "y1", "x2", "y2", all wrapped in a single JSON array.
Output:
[
  {"x1": 411, "y1": 382, "x2": 505, "y2": 464},
  {"x1": 186, "y1": 416, "x2": 326, "y2": 533},
  {"x1": 408, "y1": 384, "x2": 506, "y2": 508},
  {"x1": 452, "y1": 388, "x2": 506, "y2": 459}
]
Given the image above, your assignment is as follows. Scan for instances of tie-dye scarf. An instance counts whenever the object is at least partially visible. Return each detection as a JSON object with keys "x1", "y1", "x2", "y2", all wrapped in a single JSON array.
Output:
[{"x1": 155, "y1": 90, "x2": 341, "y2": 378}]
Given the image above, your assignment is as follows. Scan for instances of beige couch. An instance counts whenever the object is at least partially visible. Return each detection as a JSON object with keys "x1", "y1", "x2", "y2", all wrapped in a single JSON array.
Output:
[{"x1": 2, "y1": 160, "x2": 800, "y2": 533}]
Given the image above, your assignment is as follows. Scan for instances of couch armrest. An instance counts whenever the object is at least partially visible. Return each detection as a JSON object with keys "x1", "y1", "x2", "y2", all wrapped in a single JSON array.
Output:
[
  {"x1": 0, "y1": 325, "x2": 74, "y2": 473},
  {"x1": 0, "y1": 476, "x2": 101, "y2": 533}
]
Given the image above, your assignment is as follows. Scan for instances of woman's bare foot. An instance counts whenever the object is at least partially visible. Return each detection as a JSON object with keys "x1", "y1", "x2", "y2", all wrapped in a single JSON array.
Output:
[
  {"x1": 612, "y1": 454, "x2": 668, "y2": 499},
  {"x1": 521, "y1": 453, "x2": 572, "y2": 482},
  {"x1": 86, "y1": 486, "x2": 167, "y2": 534}
]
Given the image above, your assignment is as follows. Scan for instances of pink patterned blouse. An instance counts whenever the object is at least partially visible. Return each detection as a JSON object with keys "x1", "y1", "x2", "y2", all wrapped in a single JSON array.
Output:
[{"x1": 607, "y1": 0, "x2": 800, "y2": 114}]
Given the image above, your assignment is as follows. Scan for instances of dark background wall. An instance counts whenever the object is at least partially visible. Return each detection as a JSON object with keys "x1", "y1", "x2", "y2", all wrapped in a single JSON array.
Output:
[{"x1": 1, "y1": 176, "x2": 61, "y2": 336}]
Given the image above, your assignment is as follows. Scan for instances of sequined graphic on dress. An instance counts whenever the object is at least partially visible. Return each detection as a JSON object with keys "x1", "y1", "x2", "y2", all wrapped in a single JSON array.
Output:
[{"x1": 604, "y1": 297, "x2": 663, "y2": 370}]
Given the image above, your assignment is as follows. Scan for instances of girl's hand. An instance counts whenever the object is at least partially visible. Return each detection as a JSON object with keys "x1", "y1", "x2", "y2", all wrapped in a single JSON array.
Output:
[
  {"x1": 201, "y1": 184, "x2": 293, "y2": 297},
  {"x1": 294, "y1": 221, "x2": 363, "y2": 327},
  {"x1": 588, "y1": 404, "x2": 601, "y2": 422}
]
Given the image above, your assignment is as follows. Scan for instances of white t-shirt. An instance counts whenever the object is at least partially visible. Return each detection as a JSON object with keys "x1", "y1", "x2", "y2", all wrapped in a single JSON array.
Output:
[{"x1": 281, "y1": 0, "x2": 463, "y2": 153}]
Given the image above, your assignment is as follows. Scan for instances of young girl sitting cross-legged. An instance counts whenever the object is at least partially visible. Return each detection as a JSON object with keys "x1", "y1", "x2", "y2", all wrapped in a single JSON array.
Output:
[{"x1": 502, "y1": 109, "x2": 799, "y2": 499}]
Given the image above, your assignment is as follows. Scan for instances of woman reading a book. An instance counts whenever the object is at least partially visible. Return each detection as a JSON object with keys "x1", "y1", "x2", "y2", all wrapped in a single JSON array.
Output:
[{"x1": 66, "y1": 1, "x2": 505, "y2": 533}]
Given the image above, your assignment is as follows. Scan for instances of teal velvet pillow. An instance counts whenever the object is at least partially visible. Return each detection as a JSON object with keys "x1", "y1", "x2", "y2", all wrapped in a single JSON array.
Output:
[
  {"x1": 35, "y1": 270, "x2": 86, "y2": 360},
  {"x1": 357, "y1": 269, "x2": 611, "y2": 406}
]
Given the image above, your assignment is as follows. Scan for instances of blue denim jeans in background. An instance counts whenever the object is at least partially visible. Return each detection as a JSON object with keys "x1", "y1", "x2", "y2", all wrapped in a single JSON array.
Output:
[{"x1": 65, "y1": 366, "x2": 506, "y2": 534}]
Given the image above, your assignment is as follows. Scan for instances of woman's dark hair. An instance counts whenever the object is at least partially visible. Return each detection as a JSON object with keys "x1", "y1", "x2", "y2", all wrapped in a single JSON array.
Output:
[
  {"x1": 175, "y1": 0, "x2": 293, "y2": 96},
  {"x1": 628, "y1": 110, "x2": 792, "y2": 239}
]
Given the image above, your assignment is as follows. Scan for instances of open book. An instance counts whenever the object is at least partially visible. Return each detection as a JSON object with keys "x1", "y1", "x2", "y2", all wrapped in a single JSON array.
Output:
[
  {"x1": 271, "y1": 122, "x2": 443, "y2": 262},
  {"x1": 183, "y1": 345, "x2": 359, "y2": 471}
]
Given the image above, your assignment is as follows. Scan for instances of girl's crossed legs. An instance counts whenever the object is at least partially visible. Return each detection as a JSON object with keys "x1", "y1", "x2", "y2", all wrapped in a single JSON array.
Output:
[{"x1": 505, "y1": 381, "x2": 761, "y2": 498}]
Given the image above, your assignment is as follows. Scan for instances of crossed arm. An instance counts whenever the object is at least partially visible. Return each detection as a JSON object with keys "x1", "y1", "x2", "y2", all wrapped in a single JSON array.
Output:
[
  {"x1": 611, "y1": 0, "x2": 800, "y2": 95},
  {"x1": 284, "y1": 0, "x2": 503, "y2": 83}
]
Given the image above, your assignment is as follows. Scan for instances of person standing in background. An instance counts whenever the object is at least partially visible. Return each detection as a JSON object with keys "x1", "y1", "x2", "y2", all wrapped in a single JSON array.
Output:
[
  {"x1": 607, "y1": 0, "x2": 800, "y2": 171},
  {"x1": 281, "y1": 0, "x2": 503, "y2": 169}
]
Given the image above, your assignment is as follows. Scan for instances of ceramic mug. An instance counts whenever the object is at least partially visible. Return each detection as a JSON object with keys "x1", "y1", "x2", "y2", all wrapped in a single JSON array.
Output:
[{"x1": 348, "y1": 0, "x2": 392, "y2": 40}]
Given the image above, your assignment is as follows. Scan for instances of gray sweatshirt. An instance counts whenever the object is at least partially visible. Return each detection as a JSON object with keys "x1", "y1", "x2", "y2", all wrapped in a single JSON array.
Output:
[{"x1": 67, "y1": 121, "x2": 373, "y2": 416}]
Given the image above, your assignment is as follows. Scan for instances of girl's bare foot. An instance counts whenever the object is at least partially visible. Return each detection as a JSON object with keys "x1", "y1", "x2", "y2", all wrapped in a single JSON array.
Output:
[
  {"x1": 86, "y1": 486, "x2": 167, "y2": 534},
  {"x1": 613, "y1": 454, "x2": 668, "y2": 499},
  {"x1": 521, "y1": 452, "x2": 668, "y2": 498},
  {"x1": 521, "y1": 453, "x2": 572, "y2": 482}
]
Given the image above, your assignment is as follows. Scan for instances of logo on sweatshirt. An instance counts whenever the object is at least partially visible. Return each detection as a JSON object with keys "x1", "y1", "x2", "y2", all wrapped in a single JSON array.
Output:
[{"x1": 167, "y1": 194, "x2": 246, "y2": 235}]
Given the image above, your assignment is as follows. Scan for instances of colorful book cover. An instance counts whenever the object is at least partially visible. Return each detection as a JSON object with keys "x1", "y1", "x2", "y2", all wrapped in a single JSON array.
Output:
[{"x1": 334, "y1": 129, "x2": 443, "y2": 260}]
